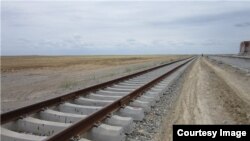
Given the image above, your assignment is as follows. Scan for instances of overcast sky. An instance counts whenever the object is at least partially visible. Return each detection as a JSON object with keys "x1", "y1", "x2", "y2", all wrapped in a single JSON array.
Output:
[{"x1": 1, "y1": 0, "x2": 250, "y2": 55}]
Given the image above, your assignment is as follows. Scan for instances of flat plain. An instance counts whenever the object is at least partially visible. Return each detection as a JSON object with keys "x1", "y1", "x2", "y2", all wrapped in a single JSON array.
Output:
[{"x1": 1, "y1": 55, "x2": 188, "y2": 112}]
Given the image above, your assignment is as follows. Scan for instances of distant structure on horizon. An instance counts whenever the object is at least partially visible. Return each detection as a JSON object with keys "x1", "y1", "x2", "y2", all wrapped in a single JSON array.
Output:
[{"x1": 239, "y1": 41, "x2": 250, "y2": 56}]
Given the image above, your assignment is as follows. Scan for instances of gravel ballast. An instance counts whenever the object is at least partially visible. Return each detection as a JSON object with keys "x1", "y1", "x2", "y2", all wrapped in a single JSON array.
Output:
[{"x1": 126, "y1": 61, "x2": 192, "y2": 141}]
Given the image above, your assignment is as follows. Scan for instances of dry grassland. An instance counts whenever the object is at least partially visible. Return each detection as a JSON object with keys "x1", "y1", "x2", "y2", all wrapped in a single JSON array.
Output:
[{"x1": 1, "y1": 55, "x2": 184, "y2": 72}]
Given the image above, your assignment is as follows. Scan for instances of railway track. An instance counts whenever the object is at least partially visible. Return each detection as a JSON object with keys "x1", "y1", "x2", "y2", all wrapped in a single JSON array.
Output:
[{"x1": 1, "y1": 57, "x2": 195, "y2": 141}]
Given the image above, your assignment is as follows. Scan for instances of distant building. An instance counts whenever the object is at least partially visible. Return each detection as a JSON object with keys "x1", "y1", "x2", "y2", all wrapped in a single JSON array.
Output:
[{"x1": 239, "y1": 41, "x2": 250, "y2": 56}]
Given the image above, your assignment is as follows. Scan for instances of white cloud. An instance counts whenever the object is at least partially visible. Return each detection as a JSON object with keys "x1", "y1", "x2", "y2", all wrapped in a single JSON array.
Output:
[{"x1": 1, "y1": 1, "x2": 250, "y2": 55}]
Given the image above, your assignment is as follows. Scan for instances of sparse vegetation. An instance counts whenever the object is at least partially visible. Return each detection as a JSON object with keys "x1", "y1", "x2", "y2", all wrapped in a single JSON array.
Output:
[
  {"x1": 1, "y1": 55, "x2": 189, "y2": 72},
  {"x1": 125, "y1": 68, "x2": 132, "y2": 73},
  {"x1": 60, "y1": 80, "x2": 78, "y2": 89}
]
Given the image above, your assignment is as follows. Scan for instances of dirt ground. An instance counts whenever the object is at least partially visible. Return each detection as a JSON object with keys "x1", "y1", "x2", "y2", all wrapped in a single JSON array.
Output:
[
  {"x1": 162, "y1": 57, "x2": 250, "y2": 141},
  {"x1": 1, "y1": 55, "x2": 187, "y2": 112}
]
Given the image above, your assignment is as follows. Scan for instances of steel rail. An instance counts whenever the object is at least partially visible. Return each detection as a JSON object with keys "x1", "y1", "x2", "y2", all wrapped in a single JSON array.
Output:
[
  {"x1": 1, "y1": 57, "x2": 192, "y2": 124},
  {"x1": 44, "y1": 57, "x2": 194, "y2": 141}
]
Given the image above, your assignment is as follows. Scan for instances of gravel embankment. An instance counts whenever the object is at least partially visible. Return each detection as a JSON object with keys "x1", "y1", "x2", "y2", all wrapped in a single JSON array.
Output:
[
  {"x1": 126, "y1": 63, "x2": 190, "y2": 141},
  {"x1": 207, "y1": 55, "x2": 250, "y2": 72}
]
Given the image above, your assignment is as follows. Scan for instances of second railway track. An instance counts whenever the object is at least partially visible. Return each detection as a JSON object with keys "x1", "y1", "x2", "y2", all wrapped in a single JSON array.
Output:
[{"x1": 1, "y1": 57, "x2": 195, "y2": 141}]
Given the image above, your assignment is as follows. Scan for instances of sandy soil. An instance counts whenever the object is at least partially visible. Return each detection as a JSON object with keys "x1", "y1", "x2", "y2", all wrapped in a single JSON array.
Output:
[
  {"x1": 162, "y1": 57, "x2": 250, "y2": 141},
  {"x1": 1, "y1": 55, "x2": 186, "y2": 112}
]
